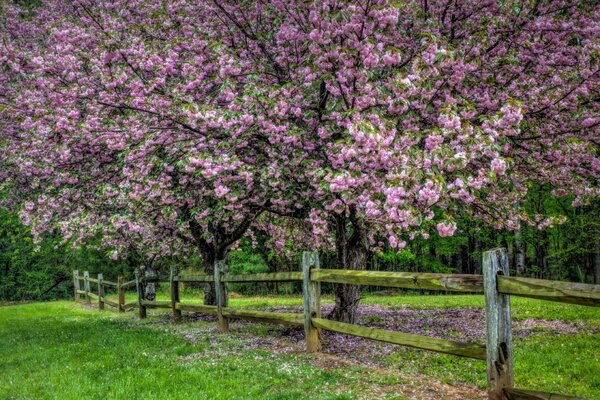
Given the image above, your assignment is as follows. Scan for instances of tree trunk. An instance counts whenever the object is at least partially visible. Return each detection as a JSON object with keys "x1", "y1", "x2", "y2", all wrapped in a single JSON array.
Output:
[
  {"x1": 594, "y1": 237, "x2": 600, "y2": 285},
  {"x1": 514, "y1": 225, "x2": 525, "y2": 276},
  {"x1": 330, "y1": 243, "x2": 367, "y2": 323},
  {"x1": 328, "y1": 210, "x2": 369, "y2": 324},
  {"x1": 202, "y1": 252, "x2": 217, "y2": 305}
]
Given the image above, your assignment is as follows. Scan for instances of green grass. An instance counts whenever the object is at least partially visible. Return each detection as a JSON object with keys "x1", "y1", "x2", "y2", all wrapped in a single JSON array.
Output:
[
  {"x1": 6, "y1": 294, "x2": 599, "y2": 399},
  {"x1": 0, "y1": 302, "x2": 350, "y2": 400},
  {"x1": 381, "y1": 331, "x2": 600, "y2": 399}
]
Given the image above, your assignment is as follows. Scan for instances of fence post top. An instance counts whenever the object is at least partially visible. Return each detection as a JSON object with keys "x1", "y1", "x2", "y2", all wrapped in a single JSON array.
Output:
[
  {"x1": 302, "y1": 251, "x2": 319, "y2": 268},
  {"x1": 83, "y1": 271, "x2": 89, "y2": 277},
  {"x1": 483, "y1": 247, "x2": 507, "y2": 255}
]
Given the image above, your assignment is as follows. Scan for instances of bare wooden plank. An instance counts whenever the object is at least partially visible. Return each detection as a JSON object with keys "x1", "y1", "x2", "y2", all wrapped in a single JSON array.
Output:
[
  {"x1": 312, "y1": 317, "x2": 486, "y2": 359},
  {"x1": 97, "y1": 274, "x2": 104, "y2": 310},
  {"x1": 170, "y1": 267, "x2": 182, "y2": 323},
  {"x1": 222, "y1": 272, "x2": 303, "y2": 282},
  {"x1": 121, "y1": 280, "x2": 137, "y2": 289},
  {"x1": 123, "y1": 302, "x2": 138, "y2": 311},
  {"x1": 140, "y1": 300, "x2": 172, "y2": 308},
  {"x1": 141, "y1": 276, "x2": 169, "y2": 283},
  {"x1": 87, "y1": 292, "x2": 99, "y2": 301},
  {"x1": 311, "y1": 269, "x2": 484, "y2": 292},
  {"x1": 221, "y1": 308, "x2": 303, "y2": 325},
  {"x1": 176, "y1": 303, "x2": 218, "y2": 314},
  {"x1": 504, "y1": 388, "x2": 586, "y2": 400},
  {"x1": 101, "y1": 298, "x2": 119, "y2": 308},
  {"x1": 102, "y1": 280, "x2": 118, "y2": 288},
  {"x1": 498, "y1": 276, "x2": 600, "y2": 307},
  {"x1": 87, "y1": 277, "x2": 99, "y2": 284},
  {"x1": 214, "y1": 260, "x2": 229, "y2": 332},
  {"x1": 73, "y1": 270, "x2": 80, "y2": 302},
  {"x1": 173, "y1": 275, "x2": 213, "y2": 283},
  {"x1": 83, "y1": 271, "x2": 91, "y2": 304},
  {"x1": 117, "y1": 276, "x2": 125, "y2": 312},
  {"x1": 484, "y1": 248, "x2": 514, "y2": 400},
  {"x1": 303, "y1": 251, "x2": 321, "y2": 352}
]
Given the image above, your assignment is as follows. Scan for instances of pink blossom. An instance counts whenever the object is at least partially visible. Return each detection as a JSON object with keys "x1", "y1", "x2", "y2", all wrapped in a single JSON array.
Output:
[{"x1": 436, "y1": 222, "x2": 457, "y2": 237}]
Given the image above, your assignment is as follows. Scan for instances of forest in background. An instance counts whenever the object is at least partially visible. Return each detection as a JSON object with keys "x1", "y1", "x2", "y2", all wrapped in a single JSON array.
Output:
[{"x1": 2, "y1": 184, "x2": 598, "y2": 302}]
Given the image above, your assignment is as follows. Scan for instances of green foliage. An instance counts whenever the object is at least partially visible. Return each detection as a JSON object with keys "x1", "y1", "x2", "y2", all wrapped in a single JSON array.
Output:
[
  {"x1": 229, "y1": 248, "x2": 269, "y2": 275},
  {"x1": 0, "y1": 208, "x2": 134, "y2": 301}
]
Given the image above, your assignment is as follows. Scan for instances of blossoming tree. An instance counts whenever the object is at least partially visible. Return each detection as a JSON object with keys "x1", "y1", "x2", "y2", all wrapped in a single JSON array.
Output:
[
  {"x1": 2, "y1": 0, "x2": 598, "y2": 320},
  {"x1": 209, "y1": 0, "x2": 599, "y2": 321}
]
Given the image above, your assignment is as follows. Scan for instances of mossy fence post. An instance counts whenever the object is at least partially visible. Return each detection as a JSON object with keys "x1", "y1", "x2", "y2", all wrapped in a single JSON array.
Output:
[
  {"x1": 302, "y1": 250, "x2": 321, "y2": 352},
  {"x1": 73, "y1": 270, "x2": 80, "y2": 302},
  {"x1": 135, "y1": 270, "x2": 147, "y2": 319},
  {"x1": 83, "y1": 271, "x2": 91, "y2": 304},
  {"x1": 170, "y1": 266, "x2": 182, "y2": 323},
  {"x1": 117, "y1": 276, "x2": 125, "y2": 312},
  {"x1": 215, "y1": 260, "x2": 229, "y2": 333},
  {"x1": 483, "y1": 248, "x2": 514, "y2": 400},
  {"x1": 97, "y1": 273, "x2": 104, "y2": 310}
]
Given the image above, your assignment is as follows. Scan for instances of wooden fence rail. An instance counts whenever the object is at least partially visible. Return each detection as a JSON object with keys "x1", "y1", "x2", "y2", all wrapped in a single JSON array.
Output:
[{"x1": 73, "y1": 247, "x2": 596, "y2": 400}]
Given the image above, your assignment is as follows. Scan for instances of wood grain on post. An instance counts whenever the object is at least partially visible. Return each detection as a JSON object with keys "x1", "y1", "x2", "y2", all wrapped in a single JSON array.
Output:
[
  {"x1": 97, "y1": 273, "x2": 104, "y2": 310},
  {"x1": 135, "y1": 270, "x2": 146, "y2": 319},
  {"x1": 222, "y1": 308, "x2": 304, "y2": 326},
  {"x1": 311, "y1": 317, "x2": 486, "y2": 359},
  {"x1": 497, "y1": 276, "x2": 600, "y2": 307},
  {"x1": 222, "y1": 272, "x2": 304, "y2": 282},
  {"x1": 311, "y1": 269, "x2": 484, "y2": 292},
  {"x1": 73, "y1": 270, "x2": 80, "y2": 302},
  {"x1": 483, "y1": 248, "x2": 514, "y2": 400},
  {"x1": 117, "y1": 276, "x2": 125, "y2": 312},
  {"x1": 170, "y1": 266, "x2": 182, "y2": 323},
  {"x1": 503, "y1": 388, "x2": 585, "y2": 400},
  {"x1": 302, "y1": 251, "x2": 321, "y2": 352},
  {"x1": 83, "y1": 271, "x2": 91, "y2": 304},
  {"x1": 214, "y1": 260, "x2": 229, "y2": 333}
]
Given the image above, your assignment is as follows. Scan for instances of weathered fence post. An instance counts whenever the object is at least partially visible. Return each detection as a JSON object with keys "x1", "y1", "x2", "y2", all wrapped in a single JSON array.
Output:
[
  {"x1": 135, "y1": 270, "x2": 147, "y2": 319},
  {"x1": 302, "y1": 251, "x2": 321, "y2": 352},
  {"x1": 83, "y1": 271, "x2": 91, "y2": 304},
  {"x1": 214, "y1": 260, "x2": 229, "y2": 333},
  {"x1": 73, "y1": 270, "x2": 80, "y2": 302},
  {"x1": 97, "y1": 273, "x2": 104, "y2": 310},
  {"x1": 170, "y1": 266, "x2": 182, "y2": 323},
  {"x1": 483, "y1": 248, "x2": 514, "y2": 400},
  {"x1": 117, "y1": 276, "x2": 125, "y2": 313}
]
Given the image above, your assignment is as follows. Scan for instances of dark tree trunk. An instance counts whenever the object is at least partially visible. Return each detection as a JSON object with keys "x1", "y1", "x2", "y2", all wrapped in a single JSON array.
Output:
[
  {"x1": 329, "y1": 209, "x2": 369, "y2": 324},
  {"x1": 513, "y1": 204, "x2": 525, "y2": 276},
  {"x1": 594, "y1": 237, "x2": 600, "y2": 285},
  {"x1": 187, "y1": 212, "x2": 258, "y2": 306},
  {"x1": 201, "y1": 250, "x2": 217, "y2": 305},
  {"x1": 535, "y1": 230, "x2": 549, "y2": 279}
]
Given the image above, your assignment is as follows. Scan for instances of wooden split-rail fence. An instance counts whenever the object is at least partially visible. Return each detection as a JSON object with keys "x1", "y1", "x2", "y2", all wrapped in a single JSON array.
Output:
[{"x1": 73, "y1": 248, "x2": 600, "y2": 400}]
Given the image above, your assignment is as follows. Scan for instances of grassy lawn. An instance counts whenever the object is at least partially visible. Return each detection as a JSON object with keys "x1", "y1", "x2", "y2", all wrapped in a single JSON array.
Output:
[
  {"x1": 0, "y1": 302, "x2": 350, "y2": 400},
  {"x1": 2, "y1": 295, "x2": 599, "y2": 399}
]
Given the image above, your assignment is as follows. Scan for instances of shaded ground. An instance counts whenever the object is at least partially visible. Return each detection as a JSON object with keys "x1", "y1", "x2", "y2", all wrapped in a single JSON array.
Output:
[{"x1": 152, "y1": 303, "x2": 595, "y2": 400}]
